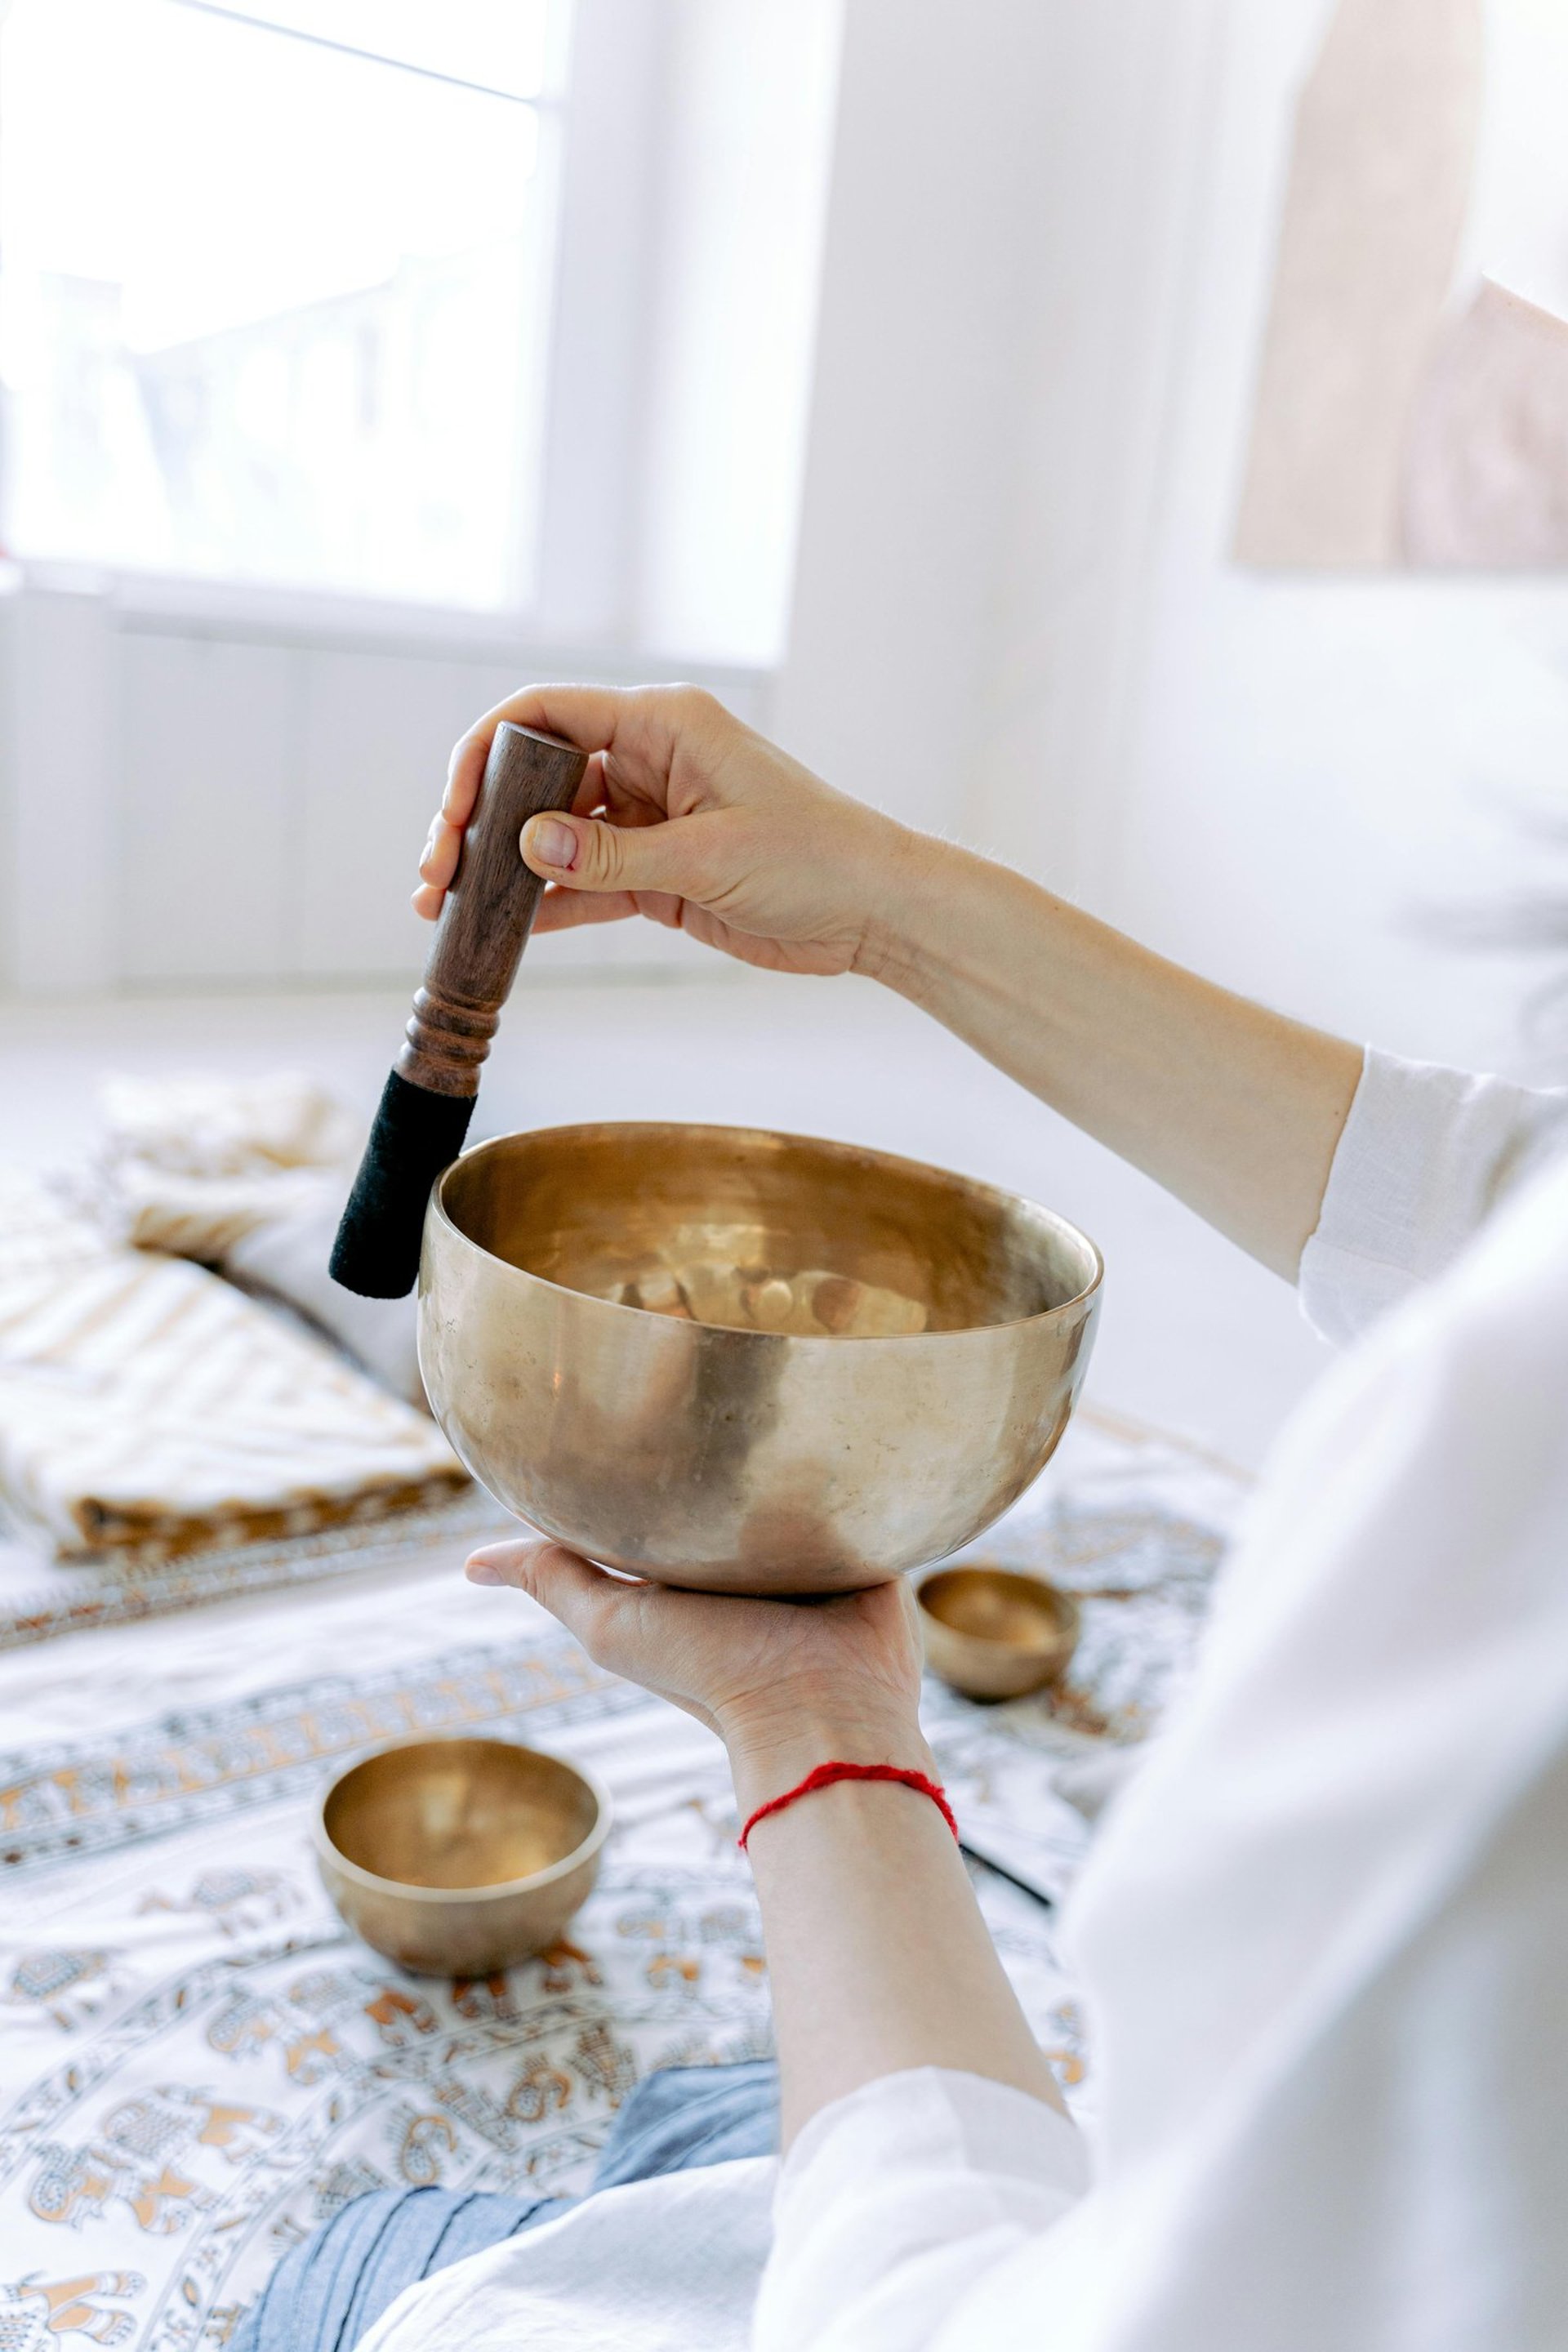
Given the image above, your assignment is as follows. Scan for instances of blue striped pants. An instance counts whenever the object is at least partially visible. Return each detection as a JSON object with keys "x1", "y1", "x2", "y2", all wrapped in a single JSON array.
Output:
[{"x1": 236, "y1": 2057, "x2": 779, "y2": 2352}]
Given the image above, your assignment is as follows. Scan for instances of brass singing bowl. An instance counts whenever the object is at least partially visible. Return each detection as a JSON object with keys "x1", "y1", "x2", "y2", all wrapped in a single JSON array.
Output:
[
  {"x1": 419, "y1": 1122, "x2": 1102, "y2": 1595},
  {"x1": 917, "y1": 1564, "x2": 1080, "y2": 1702},
  {"x1": 314, "y1": 1735, "x2": 611, "y2": 1976}
]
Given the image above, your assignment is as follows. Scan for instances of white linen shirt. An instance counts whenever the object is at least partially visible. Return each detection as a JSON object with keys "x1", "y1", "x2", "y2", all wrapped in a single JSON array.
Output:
[{"x1": 359, "y1": 1048, "x2": 1568, "y2": 2352}]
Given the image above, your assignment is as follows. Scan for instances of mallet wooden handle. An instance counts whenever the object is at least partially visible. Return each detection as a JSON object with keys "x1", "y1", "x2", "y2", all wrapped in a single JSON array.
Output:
[{"x1": 399, "y1": 722, "x2": 589, "y2": 1098}]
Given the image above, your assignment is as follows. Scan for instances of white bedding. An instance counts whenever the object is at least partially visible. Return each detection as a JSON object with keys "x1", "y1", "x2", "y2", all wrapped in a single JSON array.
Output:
[{"x1": 0, "y1": 1414, "x2": 1241, "y2": 2347}]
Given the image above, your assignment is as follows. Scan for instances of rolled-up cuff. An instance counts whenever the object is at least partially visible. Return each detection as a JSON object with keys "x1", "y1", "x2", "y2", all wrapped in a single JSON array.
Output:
[{"x1": 1299, "y1": 1047, "x2": 1568, "y2": 1349}]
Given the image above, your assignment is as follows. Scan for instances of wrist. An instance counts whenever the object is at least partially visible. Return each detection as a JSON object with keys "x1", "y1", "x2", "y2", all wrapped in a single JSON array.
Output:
[
  {"x1": 719, "y1": 1695, "x2": 933, "y2": 1816},
  {"x1": 840, "y1": 817, "x2": 940, "y2": 987},
  {"x1": 852, "y1": 829, "x2": 994, "y2": 1004}
]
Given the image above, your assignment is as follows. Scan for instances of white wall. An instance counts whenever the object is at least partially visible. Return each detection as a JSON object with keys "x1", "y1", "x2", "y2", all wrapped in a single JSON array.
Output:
[
  {"x1": 0, "y1": 572, "x2": 766, "y2": 993},
  {"x1": 775, "y1": 0, "x2": 1227, "y2": 847},
  {"x1": 777, "y1": 0, "x2": 1568, "y2": 1078},
  {"x1": 536, "y1": 0, "x2": 842, "y2": 666},
  {"x1": 635, "y1": 0, "x2": 841, "y2": 666},
  {"x1": 1103, "y1": 0, "x2": 1568, "y2": 1080},
  {"x1": 774, "y1": 0, "x2": 1068, "y2": 835},
  {"x1": 0, "y1": 575, "x2": 118, "y2": 991}
]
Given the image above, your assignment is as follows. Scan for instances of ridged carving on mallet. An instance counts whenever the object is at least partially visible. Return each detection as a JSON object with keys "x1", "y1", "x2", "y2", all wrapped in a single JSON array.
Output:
[{"x1": 398, "y1": 987, "x2": 501, "y2": 1097}]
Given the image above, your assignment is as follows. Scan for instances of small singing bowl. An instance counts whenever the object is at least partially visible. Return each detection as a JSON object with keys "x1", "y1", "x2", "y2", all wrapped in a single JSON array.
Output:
[
  {"x1": 419, "y1": 1122, "x2": 1102, "y2": 1595},
  {"x1": 916, "y1": 1564, "x2": 1080, "y2": 1702},
  {"x1": 313, "y1": 1735, "x2": 612, "y2": 1977}
]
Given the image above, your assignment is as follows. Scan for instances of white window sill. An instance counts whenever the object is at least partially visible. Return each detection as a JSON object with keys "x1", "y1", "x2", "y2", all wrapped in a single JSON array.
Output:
[{"x1": 2, "y1": 559, "x2": 773, "y2": 693}]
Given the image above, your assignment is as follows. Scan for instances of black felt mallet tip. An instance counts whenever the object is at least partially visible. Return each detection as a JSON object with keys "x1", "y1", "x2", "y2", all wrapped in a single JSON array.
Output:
[
  {"x1": 329, "y1": 723, "x2": 589, "y2": 1302},
  {"x1": 328, "y1": 1071, "x2": 477, "y2": 1299}
]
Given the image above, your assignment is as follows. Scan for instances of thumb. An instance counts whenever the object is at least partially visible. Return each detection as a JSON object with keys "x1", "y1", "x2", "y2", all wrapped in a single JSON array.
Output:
[
  {"x1": 519, "y1": 809, "x2": 719, "y2": 901},
  {"x1": 466, "y1": 1537, "x2": 630, "y2": 1649}
]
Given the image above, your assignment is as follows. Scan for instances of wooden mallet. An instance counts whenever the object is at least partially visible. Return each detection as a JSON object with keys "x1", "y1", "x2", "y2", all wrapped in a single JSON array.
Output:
[{"x1": 330, "y1": 722, "x2": 588, "y2": 1299}]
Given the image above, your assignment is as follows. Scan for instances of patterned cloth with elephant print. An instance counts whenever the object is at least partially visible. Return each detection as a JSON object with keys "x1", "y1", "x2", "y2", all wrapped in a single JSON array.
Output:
[{"x1": 0, "y1": 1409, "x2": 1243, "y2": 2346}]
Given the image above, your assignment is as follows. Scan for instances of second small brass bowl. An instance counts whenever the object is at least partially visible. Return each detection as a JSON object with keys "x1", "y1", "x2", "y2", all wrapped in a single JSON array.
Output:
[
  {"x1": 419, "y1": 1123, "x2": 1102, "y2": 1595},
  {"x1": 314, "y1": 1735, "x2": 611, "y2": 1977},
  {"x1": 917, "y1": 1564, "x2": 1080, "y2": 1701}
]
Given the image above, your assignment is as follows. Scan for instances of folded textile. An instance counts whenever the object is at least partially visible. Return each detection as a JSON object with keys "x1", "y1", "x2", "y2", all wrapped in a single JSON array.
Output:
[
  {"x1": 226, "y1": 1200, "x2": 425, "y2": 1405},
  {"x1": 89, "y1": 1070, "x2": 423, "y2": 1403},
  {"x1": 0, "y1": 1169, "x2": 464, "y2": 1555},
  {"x1": 97, "y1": 1069, "x2": 360, "y2": 1256}
]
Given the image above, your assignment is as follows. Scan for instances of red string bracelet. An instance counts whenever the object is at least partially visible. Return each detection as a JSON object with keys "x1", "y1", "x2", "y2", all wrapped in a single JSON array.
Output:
[{"x1": 737, "y1": 1761, "x2": 960, "y2": 1853}]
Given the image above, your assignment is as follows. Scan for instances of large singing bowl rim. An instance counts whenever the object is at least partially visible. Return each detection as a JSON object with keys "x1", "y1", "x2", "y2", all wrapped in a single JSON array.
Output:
[
  {"x1": 314, "y1": 1734, "x2": 613, "y2": 1907},
  {"x1": 428, "y1": 1121, "x2": 1103, "y2": 1343}
]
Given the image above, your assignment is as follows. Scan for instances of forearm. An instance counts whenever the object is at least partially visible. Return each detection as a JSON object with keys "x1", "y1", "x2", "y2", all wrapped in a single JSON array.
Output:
[
  {"x1": 429, "y1": 685, "x2": 1356, "y2": 1272},
  {"x1": 862, "y1": 835, "x2": 1361, "y2": 1280},
  {"x1": 728, "y1": 1707, "x2": 1064, "y2": 2148}
]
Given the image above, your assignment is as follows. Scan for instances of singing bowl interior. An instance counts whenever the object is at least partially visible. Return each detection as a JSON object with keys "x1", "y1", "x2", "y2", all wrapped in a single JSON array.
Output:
[
  {"x1": 420, "y1": 1123, "x2": 1102, "y2": 1594},
  {"x1": 314, "y1": 1736, "x2": 610, "y2": 1977},
  {"x1": 917, "y1": 1565, "x2": 1080, "y2": 1702}
]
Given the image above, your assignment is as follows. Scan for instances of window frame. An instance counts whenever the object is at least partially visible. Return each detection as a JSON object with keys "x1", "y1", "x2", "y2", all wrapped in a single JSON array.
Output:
[{"x1": 0, "y1": 0, "x2": 685, "y2": 659}]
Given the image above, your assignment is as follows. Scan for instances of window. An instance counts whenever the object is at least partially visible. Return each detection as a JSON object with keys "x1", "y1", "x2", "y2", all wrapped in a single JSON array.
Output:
[{"x1": 0, "y1": 0, "x2": 563, "y2": 608}]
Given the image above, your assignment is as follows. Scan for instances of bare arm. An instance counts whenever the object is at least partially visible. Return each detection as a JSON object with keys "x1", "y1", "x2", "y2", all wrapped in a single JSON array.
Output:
[
  {"x1": 730, "y1": 1711, "x2": 1062, "y2": 2145},
  {"x1": 866, "y1": 841, "x2": 1361, "y2": 1279},
  {"x1": 436, "y1": 685, "x2": 1350, "y2": 2141},
  {"x1": 415, "y1": 684, "x2": 1361, "y2": 1280},
  {"x1": 466, "y1": 1544, "x2": 1063, "y2": 2145}
]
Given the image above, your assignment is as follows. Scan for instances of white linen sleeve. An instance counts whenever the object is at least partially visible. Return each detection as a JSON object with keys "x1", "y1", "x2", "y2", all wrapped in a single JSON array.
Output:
[
  {"x1": 752, "y1": 2069, "x2": 1087, "y2": 2352},
  {"x1": 1298, "y1": 1047, "x2": 1568, "y2": 1348}
]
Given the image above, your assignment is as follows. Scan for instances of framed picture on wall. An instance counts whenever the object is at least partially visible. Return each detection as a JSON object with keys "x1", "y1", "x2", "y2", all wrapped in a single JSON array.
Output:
[{"x1": 1235, "y1": 0, "x2": 1568, "y2": 571}]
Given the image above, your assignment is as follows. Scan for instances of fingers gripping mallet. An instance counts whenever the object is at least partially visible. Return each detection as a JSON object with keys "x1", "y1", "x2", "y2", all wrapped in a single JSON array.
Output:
[{"x1": 330, "y1": 722, "x2": 589, "y2": 1300}]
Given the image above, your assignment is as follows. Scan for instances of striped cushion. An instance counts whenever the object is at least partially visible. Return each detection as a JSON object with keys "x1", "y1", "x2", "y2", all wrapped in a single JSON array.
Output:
[{"x1": 0, "y1": 1171, "x2": 464, "y2": 1556}]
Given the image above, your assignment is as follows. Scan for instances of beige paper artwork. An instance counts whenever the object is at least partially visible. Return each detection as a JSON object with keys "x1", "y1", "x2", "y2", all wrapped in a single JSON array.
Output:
[
  {"x1": 1402, "y1": 279, "x2": 1568, "y2": 566},
  {"x1": 1235, "y1": 0, "x2": 1485, "y2": 568}
]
